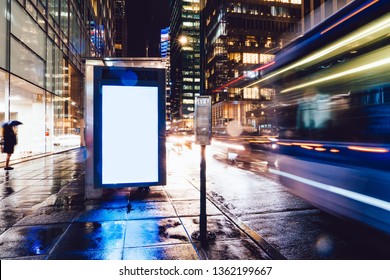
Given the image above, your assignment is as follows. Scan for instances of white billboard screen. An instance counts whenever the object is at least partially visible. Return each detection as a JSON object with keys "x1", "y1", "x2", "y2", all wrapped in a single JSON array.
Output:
[{"x1": 101, "y1": 85, "x2": 159, "y2": 184}]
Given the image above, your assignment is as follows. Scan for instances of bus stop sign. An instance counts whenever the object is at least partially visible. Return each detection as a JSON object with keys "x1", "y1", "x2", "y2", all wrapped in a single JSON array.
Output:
[{"x1": 195, "y1": 96, "x2": 212, "y2": 145}]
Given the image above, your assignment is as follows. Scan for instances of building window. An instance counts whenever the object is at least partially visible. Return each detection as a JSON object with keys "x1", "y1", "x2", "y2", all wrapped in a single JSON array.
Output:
[
  {"x1": 260, "y1": 88, "x2": 275, "y2": 100},
  {"x1": 245, "y1": 36, "x2": 258, "y2": 47},
  {"x1": 243, "y1": 53, "x2": 259, "y2": 64},
  {"x1": 183, "y1": 21, "x2": 194, "y2": 27},
  {"x1": 265, "y1": 37, "x2": 273, "y2": 48},
  {"x1": 183, "y1": 99, "x2": 194, "y2": 104},
  {"x1": 260, "y1": 54, "x2": 275, "y2": 64},
  {"x1": 227, "y1": 36, "x2": 240, "y2": 46},
  {"x1": 243, "y1": 88, "x2": 260, "y2": 99},
  {"x1": 10, "y1": 75, "x2": 46, "y2": 156},
  {"x1": 11, "y1": 38, "x2": 45, "y2": 88},
  {"x1": 11, "y1": 1, "x2": 46, "y2": 60}
]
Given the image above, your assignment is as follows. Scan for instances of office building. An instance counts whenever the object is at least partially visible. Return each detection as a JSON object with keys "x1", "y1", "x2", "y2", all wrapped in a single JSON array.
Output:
[
  {"x1": 169, "y1": 0, "x2": 201, "y2": 131},
  {"x1": 161, "y1": 27, "x2": 172, "y2": 126},
  {"x1": 0, "y1": 0, "x2": 115, "y2": 161},
  {"x1": 204, "y1": 0, "x2": 302, "y2": 132}
]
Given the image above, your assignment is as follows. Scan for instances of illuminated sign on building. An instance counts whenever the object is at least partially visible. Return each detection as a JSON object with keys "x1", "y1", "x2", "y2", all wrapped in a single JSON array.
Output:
[{"x1": 160, "y1": 27, "x2": 170, "y2": 58}]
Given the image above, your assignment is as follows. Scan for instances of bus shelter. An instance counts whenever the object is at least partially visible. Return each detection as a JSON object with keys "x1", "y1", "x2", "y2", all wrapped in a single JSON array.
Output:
[{"x1": 84, "y1": 58, "x2": 167, "y2": 199}]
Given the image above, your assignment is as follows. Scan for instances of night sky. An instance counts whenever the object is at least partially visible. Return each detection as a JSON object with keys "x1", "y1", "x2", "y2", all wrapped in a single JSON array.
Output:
[{"x1": 126, "y1": 0, "x2": 170, "y2": 57}]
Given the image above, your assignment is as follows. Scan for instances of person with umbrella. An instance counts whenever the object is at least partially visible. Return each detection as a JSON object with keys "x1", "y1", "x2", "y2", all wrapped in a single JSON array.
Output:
[{"x1": 2, "y1": 120, "x2": 22, "y2": 170}]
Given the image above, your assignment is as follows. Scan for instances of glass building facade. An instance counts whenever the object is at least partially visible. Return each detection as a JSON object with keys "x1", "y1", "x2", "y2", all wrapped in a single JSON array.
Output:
[{"x1": 0, "y1": 0, "x2": 114, "y2": 162}]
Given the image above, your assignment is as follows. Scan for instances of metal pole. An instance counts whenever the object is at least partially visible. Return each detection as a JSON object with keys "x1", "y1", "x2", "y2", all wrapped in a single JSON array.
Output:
[
  {"x1": 199, "y1": 0, "x2": 206, "y2": 244},
  {"x1": 199, "y1": 0, "x2": 205, "y2": 96},
  {"x1": 200, "y1": 144, "x2": 207, "y2": 242},
  {"x1": 191, "y1": 0, "x2": 215, "y2": 245}
]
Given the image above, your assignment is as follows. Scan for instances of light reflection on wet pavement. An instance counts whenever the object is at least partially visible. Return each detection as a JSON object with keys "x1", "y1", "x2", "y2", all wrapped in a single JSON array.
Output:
[{"x1": 0, "y1": 148, "x2": 270, "y2": 260}]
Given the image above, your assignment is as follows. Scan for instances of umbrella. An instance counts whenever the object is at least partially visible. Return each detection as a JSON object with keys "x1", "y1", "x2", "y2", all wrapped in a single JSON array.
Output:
[{"x1": 1, "y1": 120, "x2": 23, "y2": 127}]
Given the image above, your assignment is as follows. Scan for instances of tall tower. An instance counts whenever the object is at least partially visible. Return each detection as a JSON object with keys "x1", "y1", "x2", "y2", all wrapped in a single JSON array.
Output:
[
  {"x1": 161, "y1": 27, "x2": 172, "y2": 124},
  {"x1": 169, "y1": 0, "x2": 201, "y2": 130}
]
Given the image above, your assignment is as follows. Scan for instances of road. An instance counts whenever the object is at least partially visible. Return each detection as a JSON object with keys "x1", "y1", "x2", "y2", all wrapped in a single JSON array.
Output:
[{"x1": 167, "y1": 139, "x2": 390, "y2": 259}]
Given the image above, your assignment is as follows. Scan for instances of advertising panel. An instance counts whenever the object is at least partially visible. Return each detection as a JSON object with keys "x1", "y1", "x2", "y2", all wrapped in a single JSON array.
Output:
[{"x1": 93, "y1": 67, "x2": 166, "y2": 188}]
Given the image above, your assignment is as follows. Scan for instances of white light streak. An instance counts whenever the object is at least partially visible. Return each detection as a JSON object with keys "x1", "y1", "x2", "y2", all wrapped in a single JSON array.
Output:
[
  {"x1": 245, "y1": 14, "x2": 390, "y2": 89},
  {"x1": 269, "y1": 168, "x2": 390, "y2": 212},
  {"x1": 281, "y1": 57, "x2": 390, "y2": 93}
]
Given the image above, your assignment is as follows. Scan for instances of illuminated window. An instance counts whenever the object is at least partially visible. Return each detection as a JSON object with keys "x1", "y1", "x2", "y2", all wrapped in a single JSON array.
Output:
[
  {"x1": 227, "y1": 36, "x2": 240, "y2": 46},
  {"x1": 243, "y1": 88, "x2": 260, "y2": 99},
  {"x1": 229, "y1": 52, "x2": 241, "y2": 62},
  {"x1": 260, "y1": 88, "x2": 275, "y2": 100},
  {"x1": 245, "y1": 36, "x2": 258, "y2": 47},
  {"x1": 260, "y1": 54, "x2": 275, "y2": 64},
  {"x1": 243, "y1": 53, "x2": 259, "y2": 64},
  {"x1": 214, "y1": 46, "x2": 225, "y2": 56},
  {"x1": 232, "y1": 3, "x2": 242, "y2": 13},
  {"x1": 265, "y1": 37, "x2": 272, "y2": 48},
  {"x1": 183, "y1": 99, "x2": 194, "y2": 104}
]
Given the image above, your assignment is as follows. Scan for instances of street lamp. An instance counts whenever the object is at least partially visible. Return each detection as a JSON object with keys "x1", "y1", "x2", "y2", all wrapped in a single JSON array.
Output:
[{"x1": 178, "y1": 35, "x2": 188, "y2": 46}]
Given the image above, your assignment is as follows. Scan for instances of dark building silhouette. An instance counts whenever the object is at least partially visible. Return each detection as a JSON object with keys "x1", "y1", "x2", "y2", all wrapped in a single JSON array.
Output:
[{"x1": 114, "y1": 0, "x2": 128, "y2": 57}]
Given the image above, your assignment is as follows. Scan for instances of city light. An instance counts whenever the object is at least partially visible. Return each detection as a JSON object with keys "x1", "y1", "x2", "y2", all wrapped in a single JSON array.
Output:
[{"x1": 245, "y1": 13, "x2": 390, "y2": 89}]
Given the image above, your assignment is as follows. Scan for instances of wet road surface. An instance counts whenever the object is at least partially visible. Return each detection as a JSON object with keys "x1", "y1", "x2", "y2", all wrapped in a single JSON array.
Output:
[
  {"x1": 1, "y1": 146, "x2": 389, "y2": 260},
  {"x1": 204, "y1": 143, "x2": 390, "y2": 259}
]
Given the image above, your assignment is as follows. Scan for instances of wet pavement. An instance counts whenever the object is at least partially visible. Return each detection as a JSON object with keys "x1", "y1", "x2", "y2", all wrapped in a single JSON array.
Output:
[{"x1": 0, "y1": 148, "x2": 271, "y2": 260}]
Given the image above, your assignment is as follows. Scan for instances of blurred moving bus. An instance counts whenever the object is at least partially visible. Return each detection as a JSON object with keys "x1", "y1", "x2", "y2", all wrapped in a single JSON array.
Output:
[{"x1": 246, "y1": 0, "x2": 390, "y2": 235}]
